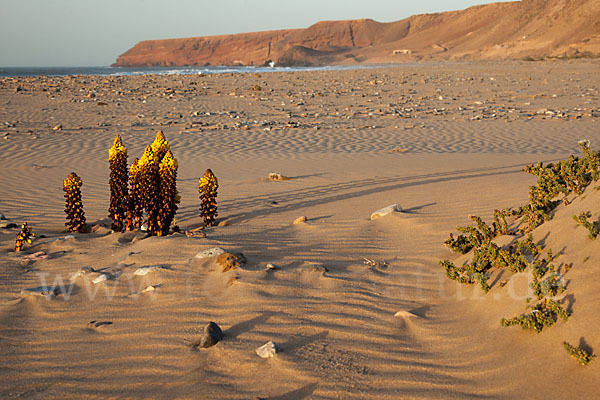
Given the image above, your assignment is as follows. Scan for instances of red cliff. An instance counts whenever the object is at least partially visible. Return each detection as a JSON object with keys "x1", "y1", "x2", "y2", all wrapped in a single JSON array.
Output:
[{"x1": 113, "y1": 0, "x2": 600, "y2": 67}]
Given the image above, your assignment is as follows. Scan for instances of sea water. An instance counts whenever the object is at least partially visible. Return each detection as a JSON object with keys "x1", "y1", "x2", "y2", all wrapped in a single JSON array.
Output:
[{"x1": 0, "y1": 64, "x2": 388, "y2": 77}]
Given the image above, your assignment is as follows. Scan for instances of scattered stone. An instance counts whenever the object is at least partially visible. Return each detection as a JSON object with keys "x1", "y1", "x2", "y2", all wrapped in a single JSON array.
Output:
[
  {"x1": 370, "y1": 204, "x2": 402, "y2": 220},
  {"x1": 266, "y1": 263, "x2": 278, "y2": 270},
  {"x1": 256, "y1": 341, "x2": 279, "y2": 358},
  {"x1": 217, "y1": 252, "x2": 246, "y2": 272},
  {"x1": 196, "y1": 321, "x2": 223, "y2": 348},
  {"x1": 268, "y1": 172, "x2": 290, "y2": 181},
  {"x1": 70, "y1": 266, "x2": 95, "y2": 281},
  {"x1": 195, "y1": 247, "x2": 225, "y2": 259},
  {"x1": 293, "y1": 216, "x2": 307, "y2": 225},
  {"x1": 140, "y1": 221, "x2": 148, "y2": 231},
  {"x1": 218, "y1": 220, "x2": 231, "y2": 227},
  {"x1": 142, "y1": 285, "x2": 158, "y2": 292},
  {"x1": 133, "y1": 265, "x2": 165, "y2": 276},
  {"x1": 92, "y1": 274, "x2": 109, "y2": 284},
  {"x1": 307, "y1": 262, "x2": 328, "y2": 273},
  {"x1": 52, "y1": 124, "x2": 62, "y2": 131},
  {"x1": 0, "y1": 213, "x2": 5, "y2": 220},
  {"x1": 22, "y1": 251, "x2": 49, "y2": 262},
  {"x1": 363, "y1": 258, "x2": 389, "y2": 268}
]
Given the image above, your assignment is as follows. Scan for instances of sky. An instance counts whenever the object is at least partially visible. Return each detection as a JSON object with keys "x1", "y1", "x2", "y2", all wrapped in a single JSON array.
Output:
[{"x1": 0, "y1": 0, "x2": 513, "y2": 67}]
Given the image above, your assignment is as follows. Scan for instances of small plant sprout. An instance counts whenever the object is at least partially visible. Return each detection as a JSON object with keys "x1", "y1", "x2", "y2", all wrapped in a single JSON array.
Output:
[
  {"x1": 15, "y1": 222, "x2": 36, "y2": 251},
  {"x1": 63, "y1": 172, "x2": 87, "y2": 233},
  {"x1": 563, "y1": 341, "x2": 595, "y2": 365},
  {"x1": 199, "y1": 169, "x2": 219, "y2": 227}
]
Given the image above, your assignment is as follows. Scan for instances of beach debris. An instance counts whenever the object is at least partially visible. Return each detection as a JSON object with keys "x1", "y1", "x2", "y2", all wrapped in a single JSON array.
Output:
[
  {"x1": 268, "y1": 172, "x2": 290, "y2": 181},
  {"x1": 108, "y1": 134, "x2": 129, "y2": 232},
  {"x1": 293, "y1": 216, "x2": 307, "y2": 224},
  {"x1": 256, "y1": 341, "x2": 279, "y2": 358},
  {"x1": 196, "y1": 322, "x2": 223, "y2": 348},
  {"x1": 15, "y1": 222, "x2": 36, "y2": 251},
  {"x1": 88, "y1": 320, "x2": 113, "y2": 328},
  {"x1": 370, "y1": 204, "x2": 402, "y2": 220},
  {"x1": 363, "y1": 258, "x2": 389, "y2": 268},
  {"x1": 22, "y1": 251, "x2": 48, "y2": 262},
  {"x1": 63, "y1": 172, "x2": 87, "y2": 233},
  {"x1": 199, "y1": 168, "x2": 219, "y2": 227},
  {"x1": 133, "y1": 265, "x2": 166, "y2": 276},
  {"x1": 217, "y1": 252, "x2": 246, "y2": 272},
  {"x1": 195, "y1": 247, "x2": 225, "y2": 259}
]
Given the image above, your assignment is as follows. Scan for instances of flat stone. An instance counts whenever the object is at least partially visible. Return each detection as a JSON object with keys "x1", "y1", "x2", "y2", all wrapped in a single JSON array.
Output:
[
  {"x1": 92, "y1": 274, "x2": 109, "y2": 284},
  {"x1": 133, "y1": 265, "x2": 164, "y2": 276},
  {"x1": 195, "y1": 247, "x2": 225, "y2": 259},
  {"x1": 370, "y1": 204, "x2": 402, "y2": 220},
  {"x1": 22, "y1": 251, "x2": 49, "y2": 262},
  {"x1": 293, "y1": 216, "x2": 307, "y2": 224},
  {"x1": 196, "y1": 322, "x2": 223, "y2": 348},
  {"x1": 256, "y1": 341, "x2": 279, "y2": 358},
  {"x1": 142, "y1": 285, "x2": 158, "y2": 292}
]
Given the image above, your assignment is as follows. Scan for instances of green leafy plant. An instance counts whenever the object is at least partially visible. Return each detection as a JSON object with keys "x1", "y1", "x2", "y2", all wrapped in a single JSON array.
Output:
[
  {"x1": 518, "y1": 141, "x2": 600, "y2": 231},
  {"x1": 573, "y1": 212, "x2": 598, "y2": 239},
  {"x1": 563, "y1": 342, "x2": 595, "y2": 365},
  {"x1": 501, "y1": 299, "x2": 569, "y2": 333}
]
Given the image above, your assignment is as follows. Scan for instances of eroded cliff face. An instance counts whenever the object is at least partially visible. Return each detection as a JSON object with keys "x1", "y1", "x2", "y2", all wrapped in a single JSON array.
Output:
[{"x1": 113, "y1": 0, "x2": 600, "y2": 67}]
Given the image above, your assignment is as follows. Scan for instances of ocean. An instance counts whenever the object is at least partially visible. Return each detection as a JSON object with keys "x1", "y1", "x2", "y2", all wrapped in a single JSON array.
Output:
[{"x1": 0, "y1": 64, "x2": 386, "y2": 77}]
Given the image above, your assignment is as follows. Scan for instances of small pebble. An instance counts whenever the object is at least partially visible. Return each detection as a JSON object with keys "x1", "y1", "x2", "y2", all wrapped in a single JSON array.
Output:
[
  {"x1": 293, "y1": 216, "x2": 307, "y2": 224},
  {"x1": 256, "y1": 341, "x2": 279, "y2": 358}
]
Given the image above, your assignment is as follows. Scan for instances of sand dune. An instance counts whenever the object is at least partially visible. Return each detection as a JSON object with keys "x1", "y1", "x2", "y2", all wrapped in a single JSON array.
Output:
[{"x1": 1, "y1": 61, "x2": 599, "y2": 398}]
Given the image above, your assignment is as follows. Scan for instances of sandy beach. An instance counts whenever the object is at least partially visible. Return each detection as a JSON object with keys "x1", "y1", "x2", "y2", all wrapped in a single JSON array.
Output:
[{"x1": 1, "y1": 60, "x2": 599, "y2": 399}]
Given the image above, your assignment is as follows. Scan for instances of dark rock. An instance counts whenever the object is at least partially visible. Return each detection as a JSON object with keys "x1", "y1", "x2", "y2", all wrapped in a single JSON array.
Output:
[{"x1": 197, "y1": 322, "x2": 223, "y2": 348}]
